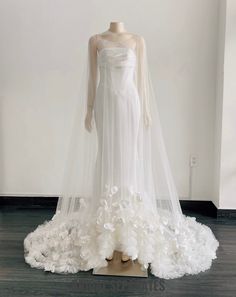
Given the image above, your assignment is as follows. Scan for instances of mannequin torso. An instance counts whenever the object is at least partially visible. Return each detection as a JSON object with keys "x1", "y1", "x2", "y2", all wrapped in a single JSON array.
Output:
[{"x1": 85, "y1": 22, "x2": 151, "y2": 132}]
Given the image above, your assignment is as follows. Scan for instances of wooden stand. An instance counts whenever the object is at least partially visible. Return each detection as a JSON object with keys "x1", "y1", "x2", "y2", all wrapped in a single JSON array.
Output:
[{"x1": 93, "y1": 250, "x2": 148, "y2": 277}]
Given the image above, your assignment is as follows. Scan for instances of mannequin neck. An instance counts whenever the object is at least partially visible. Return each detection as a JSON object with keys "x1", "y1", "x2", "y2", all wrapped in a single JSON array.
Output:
[{"x1": 108, "y1": 22, "x2": 127, "y2": 34}]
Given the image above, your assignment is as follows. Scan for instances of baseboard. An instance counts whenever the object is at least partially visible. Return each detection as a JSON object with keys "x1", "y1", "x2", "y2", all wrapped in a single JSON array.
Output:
[
  {"x1": 180, "y1": 200, "x2": 218, "y2": 218},
  {"x1": 0, "y1": 196, "x2": 58, "y2": 209},
  {"x1": 0, "y1": 196, "x2": 235, "y2": 220}
]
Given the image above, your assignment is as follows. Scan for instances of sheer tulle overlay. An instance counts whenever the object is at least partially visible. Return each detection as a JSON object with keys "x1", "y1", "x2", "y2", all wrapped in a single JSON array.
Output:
[{"x1": 24, "y1": 32, "x2": 219, "y2": 279}]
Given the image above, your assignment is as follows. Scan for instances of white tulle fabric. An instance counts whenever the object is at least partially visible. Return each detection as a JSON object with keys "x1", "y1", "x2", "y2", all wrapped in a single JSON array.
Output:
[{"x1": 23, "y1": 32, "x2": 219, "y2": 279}]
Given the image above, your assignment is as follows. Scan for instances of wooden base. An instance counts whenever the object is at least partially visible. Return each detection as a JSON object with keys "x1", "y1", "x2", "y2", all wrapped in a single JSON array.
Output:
[{"x1": 93, "y1": 250, "x2": 148, "y2": 277}]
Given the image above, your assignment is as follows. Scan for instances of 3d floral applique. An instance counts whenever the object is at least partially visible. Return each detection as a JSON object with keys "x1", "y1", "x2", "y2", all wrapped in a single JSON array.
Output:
[
  {"x1": 79, "y1": 198, "x2": 87, "y2": 209},
  {"x1": 104, "y1": 184, "x2": 119, "y2": 198},
  {"x1": 128, "y1": 186, "x2": 143, "y2": 202},
  {"x1": 103, "y1": 223, "x2": 115, "y2": 232},
  {"x1": 111, "y1": 186, "x2": 118, "y2": 195},
  {"x1": 120, "y1": 198, "x2": 131, "y2": 209},
  {"x1": 100, "y1": 198, "x2": 109, "y2": 211},
  {"x1": 116, "y1": 216, "x2": 126, "y2": 225}
]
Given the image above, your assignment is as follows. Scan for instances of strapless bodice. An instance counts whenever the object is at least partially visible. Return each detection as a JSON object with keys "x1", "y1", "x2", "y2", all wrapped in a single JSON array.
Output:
[
  {"x1": 97, "y1": 47, "x2": 137, "y2": 89},
  {"x1": 97, "y1": 47, "x2": 136, "y2": 69}
]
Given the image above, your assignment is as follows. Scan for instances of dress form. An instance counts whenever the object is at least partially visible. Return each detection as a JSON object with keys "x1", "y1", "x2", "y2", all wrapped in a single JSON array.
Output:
[
  {"x1": 108, "y1": 21, "x2": 127, "y2": 34},
  {"x1": 85, "y1": 22, "x2": 150, "y2": 265},
  {"x1": 90, "y1": 22, "x2": 149, "y2": 273},
  {"x1": 92, "y1": 22, "x2": 133, "y2": 263},
  {"x1": 85, "y1": 22, "x2": 152, "y2": 133}
]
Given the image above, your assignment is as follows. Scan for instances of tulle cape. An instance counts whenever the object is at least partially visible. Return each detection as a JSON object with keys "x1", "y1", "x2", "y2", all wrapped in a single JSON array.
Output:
[{"x1": 56, "y1": 33, "x2": 183, "y2": 223}]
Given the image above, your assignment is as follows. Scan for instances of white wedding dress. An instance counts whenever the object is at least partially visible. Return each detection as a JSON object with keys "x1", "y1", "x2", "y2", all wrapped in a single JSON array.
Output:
[{"x1": 24, "y1": 32, "x2": 219, "y2": 279}]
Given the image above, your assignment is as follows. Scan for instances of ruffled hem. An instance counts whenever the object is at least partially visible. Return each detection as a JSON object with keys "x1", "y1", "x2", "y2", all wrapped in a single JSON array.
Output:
[{"x1": 23, "y1": 199, "x2": 219, "y2": 279}]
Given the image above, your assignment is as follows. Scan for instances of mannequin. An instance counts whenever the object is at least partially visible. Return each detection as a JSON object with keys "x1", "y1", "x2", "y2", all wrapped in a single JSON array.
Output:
[
  {"x1": 85, "y1": 22, "x2": 152, "y2": 263},
  {"x1": 85, "y1": 22, "x2": 143, "y2": 263},
  {"x1": 85, "y1": 22, "x2": 152, "y2": 134}
]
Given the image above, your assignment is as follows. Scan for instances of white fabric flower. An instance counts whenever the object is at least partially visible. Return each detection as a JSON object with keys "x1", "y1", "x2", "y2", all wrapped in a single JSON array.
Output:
[
  {"x1": 111, "y1": 186, "x2": 118, "y2": 195},
  {"x1": 103, "y1": 223, "x2": 115, "y2": 232}
]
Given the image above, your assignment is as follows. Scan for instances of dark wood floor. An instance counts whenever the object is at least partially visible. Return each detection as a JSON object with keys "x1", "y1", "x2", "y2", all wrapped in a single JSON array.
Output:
[{"x1": 0, "y1": 207, "x2": 235, "y2": 297}]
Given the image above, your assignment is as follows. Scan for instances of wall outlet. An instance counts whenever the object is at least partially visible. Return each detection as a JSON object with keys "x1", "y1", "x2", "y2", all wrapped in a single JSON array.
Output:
[{"x1": 190, "y1": 155, "x2": 197, "y2": 167}]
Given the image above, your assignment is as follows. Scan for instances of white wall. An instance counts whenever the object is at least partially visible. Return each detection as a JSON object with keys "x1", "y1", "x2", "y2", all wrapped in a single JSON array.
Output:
[
  {"x1": 213, "y1": 0, "x2": 226, "y2": 209},
  {"x1": 0, "y1": 0, "x2": 220, "y2": 202},
  {"x1": 217, "y1": 0, "x2": 236, "y2": 209}
]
